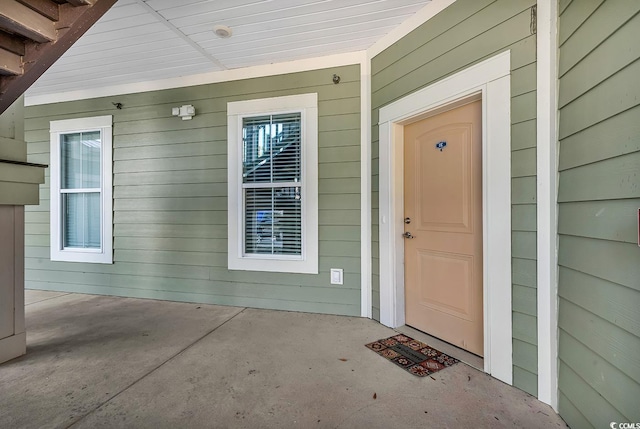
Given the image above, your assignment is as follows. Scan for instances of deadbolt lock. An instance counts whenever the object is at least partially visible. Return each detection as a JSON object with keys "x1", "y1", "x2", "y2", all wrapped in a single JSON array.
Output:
[{"x1": 404, "y1": 217, "x2": 411, "y2": 224}]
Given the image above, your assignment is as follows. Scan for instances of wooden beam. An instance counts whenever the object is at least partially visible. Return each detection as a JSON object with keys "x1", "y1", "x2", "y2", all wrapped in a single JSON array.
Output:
[
  {"x1": 0, "y1": 0, "x2": 57, "y2": 43},
  {"x1": 55, "y1": 2, "x2": 92, "y2": 29},
  {"x1": 15, "y1": 0, "x2": 60, "y2": 22},
  {"x1": 0, "y1": 47, "x2": 23, "y2": 75},
  {"x1": 66, "y1": 0, "x2": 96, "y2": 6},
  {"x1": 0, "y1": 0, "x2": 118, "y2": 113},
  {"x1": 0, "y1": 31, "x2": 25, "y2": 56}
]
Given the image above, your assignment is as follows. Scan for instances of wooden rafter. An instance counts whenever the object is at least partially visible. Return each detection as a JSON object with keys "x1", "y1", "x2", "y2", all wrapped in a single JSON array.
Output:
[{"x1": 16, "y1": 0, "x2": 61, "y2": 22}]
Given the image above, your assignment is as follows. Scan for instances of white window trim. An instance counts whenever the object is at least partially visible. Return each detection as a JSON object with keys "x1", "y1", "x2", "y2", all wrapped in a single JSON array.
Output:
[
  {"x1": 378, "y1": 51, "x2": 512, "y2": 385},
  {"x1": 227, "y1": 93, "x2": 318, "y2": 274},
  {"x1": 50, "y1": 115, "x2": 113, "y2": 264}
]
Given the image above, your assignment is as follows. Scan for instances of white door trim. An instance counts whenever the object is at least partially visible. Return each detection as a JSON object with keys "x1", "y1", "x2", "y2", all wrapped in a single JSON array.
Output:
[{"x1": 378, "y1": 51, "x2": 512, "y2": 385}]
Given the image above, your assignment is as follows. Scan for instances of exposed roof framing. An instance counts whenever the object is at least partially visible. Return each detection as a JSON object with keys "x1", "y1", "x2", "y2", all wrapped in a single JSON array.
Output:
[{"x1": 0, "y1": 0, "x2": 117, "y2": 113}]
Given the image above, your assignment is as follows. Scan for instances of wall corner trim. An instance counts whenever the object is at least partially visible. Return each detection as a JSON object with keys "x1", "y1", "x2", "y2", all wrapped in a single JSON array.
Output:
[
  {"x1": 536, "y1": 0, "x2": 560, "y2": 412},
  {"x1": 361, "y1": 56, "x2": 373, "y2": 318}
]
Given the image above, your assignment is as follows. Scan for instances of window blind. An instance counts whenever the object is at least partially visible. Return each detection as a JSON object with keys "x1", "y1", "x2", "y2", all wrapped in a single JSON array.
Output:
[
  {"x1": 60, "y1": 131, "x2": 101, "y2": 249},
  {"x1": 242, "y1": 113, "x2": 302, "y2": 256}
]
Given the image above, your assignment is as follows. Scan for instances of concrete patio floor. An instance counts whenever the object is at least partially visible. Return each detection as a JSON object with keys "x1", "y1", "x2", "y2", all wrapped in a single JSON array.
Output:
[{"x1": 0, "y1": 290, "x2": 567, "y2": 429}]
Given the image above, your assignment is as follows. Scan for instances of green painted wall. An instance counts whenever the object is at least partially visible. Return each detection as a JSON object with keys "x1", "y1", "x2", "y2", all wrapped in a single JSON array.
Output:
[
  {"x1": 24, "y1": 65, "x2": 362, "y2": 317},
  {"x1": 370, "y1": 0, "x2": 538, "y2": 395},
  {"x1": 557, "y1": 1, "x2": 640, "y2": 427},
  {"x1": 0, "y1": 96, "x2": 26, "y2": 162},
  {"x1": 0, "y1": 96, "x2": 44, "y2": 206}
]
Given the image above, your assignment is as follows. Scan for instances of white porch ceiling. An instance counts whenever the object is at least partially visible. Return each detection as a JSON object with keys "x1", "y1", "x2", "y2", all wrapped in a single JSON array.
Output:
[{"x1": 26, "y1": 0, "x2": 432, "y2": 99}]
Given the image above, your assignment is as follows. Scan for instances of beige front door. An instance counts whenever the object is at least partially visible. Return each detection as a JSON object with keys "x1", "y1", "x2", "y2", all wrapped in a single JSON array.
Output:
[{"x1": 403, "y1": 100, "x2": 483, "y2": 356}]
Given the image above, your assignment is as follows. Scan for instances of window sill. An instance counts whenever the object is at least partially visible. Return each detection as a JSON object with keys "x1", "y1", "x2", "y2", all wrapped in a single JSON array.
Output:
[
  {"x1": 50, "y1": 249, "x2": 113, "y2": 264},
  {"x1": 228, "y1": 256, "x2": 317, "y2": 274}
]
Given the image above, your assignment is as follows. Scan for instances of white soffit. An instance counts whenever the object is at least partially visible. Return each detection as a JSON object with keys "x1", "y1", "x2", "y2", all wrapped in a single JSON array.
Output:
[{"x1": 27, "y1": 0, "x2": 434, "y2": 100}]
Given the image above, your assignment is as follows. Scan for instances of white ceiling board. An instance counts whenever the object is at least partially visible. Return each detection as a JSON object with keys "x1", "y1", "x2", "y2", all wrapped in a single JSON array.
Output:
[
  {"x1": 169, "y1": 0, "x2": 382, "y2": 29},
  {"x1": 201, "y1": 24, "x2": 399, "y2": 57},
  {"x1": 81, "y1": 4, "x2": 154, "y2": 33},
  {"x1": 32, "y1": 62, "x2": 218, "y2": 95},
  {"x1": 27, "y1": 0, "x2": 434, "y2": 99},
  {"x1": 56, "y1": 28, "x2": 180, "y2": 59},
  {"x1": 192, "y1": 5, "x2": 419, "y2": 40},
  {"x1": 88, "y1": 2, "x2": 147, "y2": 23},
  {"x1": 154, "y1": 0, "x2": 299, "y2": 20},
  {"x1": 194, "y1": 10, "x2": 421, "y2": 54},
  {"x1": 39, "y1": 45, "x2": 212, "y2": 75},
  {"x1": 40, "y1": 53, "x2": 215, "y2": 82},
  {"x1": 143, "y1": 0, "x2": 243, "y2": 10},
  {"x1": 62, "y1": 23, "x2": 170, "y2": 49},
  {"x1": 214, "y1": 29, "x2": 389, "y2": 62},
  {"x1": 179, "y1": 1, "x2": 428, "y2": 43},
  {"x1": 222, "y1": 38, "x2": 375, "y2": 70}
]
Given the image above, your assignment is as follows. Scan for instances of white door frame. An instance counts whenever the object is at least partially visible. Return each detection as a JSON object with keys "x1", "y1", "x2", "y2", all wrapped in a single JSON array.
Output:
[{"x1": 377, "y1": 51, "x2": 513, "y2": 385}]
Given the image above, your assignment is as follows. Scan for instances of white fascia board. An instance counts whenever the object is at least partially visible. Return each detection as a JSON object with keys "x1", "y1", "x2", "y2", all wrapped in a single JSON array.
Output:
[{"x1": 25, "y1": 51, "x2": 367, "y2": 106}]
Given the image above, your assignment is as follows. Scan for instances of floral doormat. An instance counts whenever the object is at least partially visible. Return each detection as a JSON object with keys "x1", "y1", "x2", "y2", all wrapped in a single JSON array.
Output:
[{"x1": 365, "y1": 334, "x2": 459, "y2": 377}]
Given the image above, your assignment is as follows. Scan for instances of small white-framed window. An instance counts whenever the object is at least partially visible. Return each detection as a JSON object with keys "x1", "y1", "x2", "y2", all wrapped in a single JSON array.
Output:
[
  {"x1": 227, "y1": 93, "x2": 318, "y2": 274},
  {"x1": 50, "y1": 116, "x2": 113, "y2": 264}
]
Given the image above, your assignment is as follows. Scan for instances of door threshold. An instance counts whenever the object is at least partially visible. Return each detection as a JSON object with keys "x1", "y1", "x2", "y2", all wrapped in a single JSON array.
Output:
[{"x1": 395, "y1": 325, "x2": 484, "y2": 371}]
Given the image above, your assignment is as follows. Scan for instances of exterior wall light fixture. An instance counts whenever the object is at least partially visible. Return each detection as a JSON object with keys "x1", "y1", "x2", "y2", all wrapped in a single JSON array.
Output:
[{"x1": 172, "y1": 105, "x2": 195, "y2": 120}]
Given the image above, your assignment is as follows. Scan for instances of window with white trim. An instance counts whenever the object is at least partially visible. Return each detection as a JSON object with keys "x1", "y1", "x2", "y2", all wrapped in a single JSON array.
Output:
[
  {"x1": 227, "y1": 93, "x2": 318, "y2": 274},
  {"x1": 50, "y1": 116, "x2": 113, "y2": 264}
]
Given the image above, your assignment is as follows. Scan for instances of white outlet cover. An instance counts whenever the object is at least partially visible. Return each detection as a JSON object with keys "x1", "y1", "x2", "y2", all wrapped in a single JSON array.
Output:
[{"x1": 330, "y1": 268, "x2": 343, "y2": 285}]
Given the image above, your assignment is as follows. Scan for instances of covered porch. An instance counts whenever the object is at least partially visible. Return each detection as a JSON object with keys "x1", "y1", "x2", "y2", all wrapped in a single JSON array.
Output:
[{"x1": 0, "y1": 290, "x2": 566, "y2": 428}]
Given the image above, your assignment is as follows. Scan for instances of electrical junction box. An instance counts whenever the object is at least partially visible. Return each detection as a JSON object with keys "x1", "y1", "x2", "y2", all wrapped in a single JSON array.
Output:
[{"x1": 330, "y1": 268, "x2": 343, "y2": 285}]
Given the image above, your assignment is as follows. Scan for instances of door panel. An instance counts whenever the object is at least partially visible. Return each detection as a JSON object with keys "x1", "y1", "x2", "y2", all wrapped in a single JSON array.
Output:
[
  {"x1": 417, "y1": 126, "x2": 473, "y2": 233},
  {"x1": 404, "y1": 100, "x2": 483, "y2": 356},
  {"x1": 417, "y1": 250, "x2": 473, "y2": 320}
]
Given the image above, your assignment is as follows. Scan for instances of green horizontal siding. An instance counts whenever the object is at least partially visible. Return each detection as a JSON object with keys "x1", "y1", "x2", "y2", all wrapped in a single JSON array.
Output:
[
  {"x1": 558, "y1": 200, "x2": 639, "y2": 244},
  {"x1": 558, "y1": 152, "x2": 640, "y2": 202},
  {"x1": 558, "y1": 105, "x2": 640, "y2": 171},
  {"x1": 370, "y1": 0, "x2": 538, "y2": 395},
  {"x1": 24, "y1": 64, "x2": 361, "y2": 317},
  {"x1": 558, "y1": 1, "x2": 640, "y2": 426}
]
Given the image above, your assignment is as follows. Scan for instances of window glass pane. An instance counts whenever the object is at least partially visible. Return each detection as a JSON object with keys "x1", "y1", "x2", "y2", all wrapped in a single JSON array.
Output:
[
  {"x1": 243, "y1": 113, "x2": 301, "y2": 183},
  {"x1": 61, "y1": 131, "x2": 101, "y2": 189},
  {"x1": 61, "y1": 133, "x2": 81, "y2": 189},
  {"x1": 63, "y1": 192, "x2": 101, "y2": 249},
  {"x1": 244, "y1": 187, "x2": 301, "y2": 255}
]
